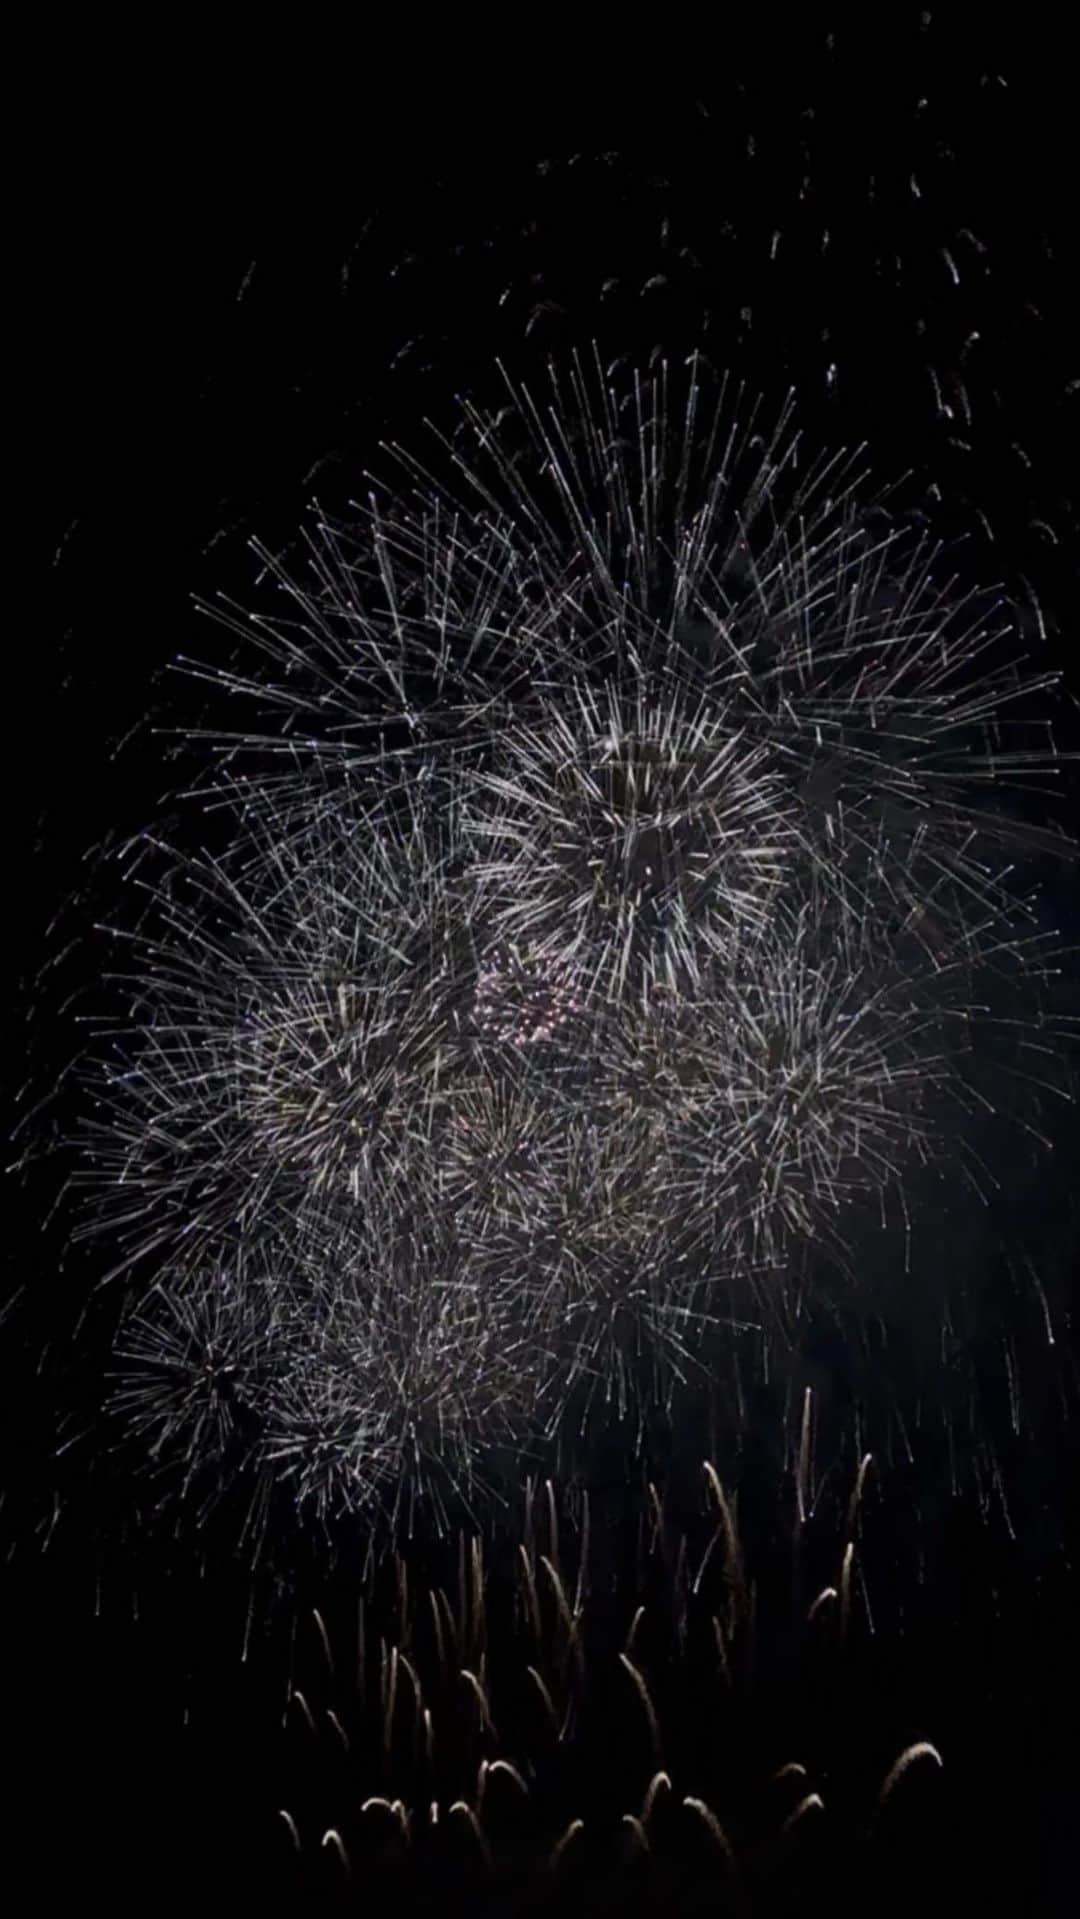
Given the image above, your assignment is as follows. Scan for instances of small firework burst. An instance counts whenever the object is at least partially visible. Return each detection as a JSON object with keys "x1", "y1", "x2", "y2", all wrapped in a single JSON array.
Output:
[
  {"x1": 471, "y1": 944, "x2": 588, "y2": 1049},
  {"x1": 465, "y1": 684, "x2": 793, "y2": 1003}
]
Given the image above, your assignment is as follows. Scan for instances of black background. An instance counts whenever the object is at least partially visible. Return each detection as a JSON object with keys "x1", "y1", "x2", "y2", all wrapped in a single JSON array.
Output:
[{"x1": 7, "y1": 17, "x2": 1079, "y2": 1913}]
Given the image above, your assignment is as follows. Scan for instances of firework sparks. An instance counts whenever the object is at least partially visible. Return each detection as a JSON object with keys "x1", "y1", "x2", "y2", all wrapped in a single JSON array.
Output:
[{"x1": 48, "y1": 349, "x2": 1075, "y2": 1554}]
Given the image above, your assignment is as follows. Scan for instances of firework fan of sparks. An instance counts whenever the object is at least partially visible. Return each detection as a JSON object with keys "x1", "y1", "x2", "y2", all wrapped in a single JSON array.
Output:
[{"x1": 57, "y1": 347, "x2": 1074, "y2": 1557}]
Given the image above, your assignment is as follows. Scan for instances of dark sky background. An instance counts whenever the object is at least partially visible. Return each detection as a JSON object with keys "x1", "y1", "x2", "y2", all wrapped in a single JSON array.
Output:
[{"x1": 6, "y1": 18, "x2": 1080, "y2": 1914}]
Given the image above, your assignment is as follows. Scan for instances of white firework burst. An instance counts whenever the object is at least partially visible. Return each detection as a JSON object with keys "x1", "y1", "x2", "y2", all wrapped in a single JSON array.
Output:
[{"x1": 58, "y1": 349, "x2": 1074, "y2": 1551}]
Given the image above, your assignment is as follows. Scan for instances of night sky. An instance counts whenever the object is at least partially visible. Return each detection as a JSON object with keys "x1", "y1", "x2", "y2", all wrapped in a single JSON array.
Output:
[{"x1": 7, "y1": 21, "x2": 1080, "y2": 1914}]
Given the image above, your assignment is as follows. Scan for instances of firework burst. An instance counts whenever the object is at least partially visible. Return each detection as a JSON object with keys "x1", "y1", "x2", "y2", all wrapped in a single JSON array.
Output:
[{"x1": 41, "y1": 346, "x2": 1075, "y2": 1555}]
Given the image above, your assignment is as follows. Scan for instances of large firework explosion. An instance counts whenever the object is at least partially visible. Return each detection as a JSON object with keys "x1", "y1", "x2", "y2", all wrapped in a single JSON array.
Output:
[
  {"x1": 40, "y1": 346, "x2": 1075, "y2": 1559},
  {"x1": 9, "y1": 31, "x2": 1080, "y2": 1915}
]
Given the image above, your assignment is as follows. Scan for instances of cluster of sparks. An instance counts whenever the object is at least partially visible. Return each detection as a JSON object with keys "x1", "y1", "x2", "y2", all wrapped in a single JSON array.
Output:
[
  {"x1": 265, "y1": 1449, "x2": 946, "y2": 1909},
  {"x1": 70, "y1": 349, "x2": 1073, "y2": 1556}
]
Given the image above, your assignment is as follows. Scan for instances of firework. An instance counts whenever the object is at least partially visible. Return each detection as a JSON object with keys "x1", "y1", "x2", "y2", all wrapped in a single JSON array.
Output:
[
  {"x1": 48, "y1": 349, "x2": 1075, "y2": 1555},
  {"x1": 252, "y1": 1441, "x2": 952, "y2": 1915}
]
